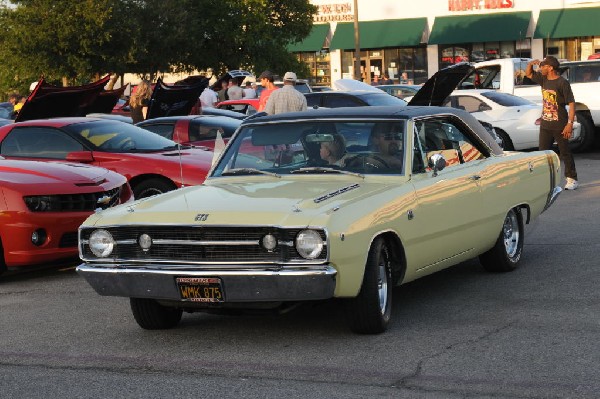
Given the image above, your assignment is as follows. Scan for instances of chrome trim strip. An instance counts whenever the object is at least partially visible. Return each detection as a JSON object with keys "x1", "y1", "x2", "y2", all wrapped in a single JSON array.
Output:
[{"x1": 153, "y1": 239, "x2": 260, "y2": 246}]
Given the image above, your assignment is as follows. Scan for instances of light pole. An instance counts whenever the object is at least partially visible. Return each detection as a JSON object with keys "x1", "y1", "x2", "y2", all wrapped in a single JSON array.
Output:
[{"x1": 353, "y1": 0, "x2": 361, "y2": 80}]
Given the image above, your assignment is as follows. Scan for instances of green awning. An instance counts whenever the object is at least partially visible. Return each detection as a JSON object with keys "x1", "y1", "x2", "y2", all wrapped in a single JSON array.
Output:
[
  {"x1": 287, "y1": 24, "x2": 330, "y2": 52},
  {"x1": 329, "y1": 18, "x2": 427, "y2": 50},
  {"x1": 534, "y1": 8, "x2": 600, "y2": 39},
  {"x1": 429, "y1": 12, "x2": 531, "y2": 45}
]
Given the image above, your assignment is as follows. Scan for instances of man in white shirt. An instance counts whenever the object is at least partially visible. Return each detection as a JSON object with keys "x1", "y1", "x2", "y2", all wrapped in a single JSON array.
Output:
[
  {"x1": 264, "y1": 72, "x2": 307, "y2": 115},
  {"x1": 199, "y1": 86, "x2": 218, "y2": 108},
  {"x1": 242, "y1": 81, "x2": 257, "y2": 98}
]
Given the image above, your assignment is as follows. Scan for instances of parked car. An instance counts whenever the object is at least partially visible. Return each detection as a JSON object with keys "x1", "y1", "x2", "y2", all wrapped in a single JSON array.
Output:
[
  {"x1": 200, "y1": 107, "x2": 247, "y2": 120},
  {"x1": 587, "y1": 52, "x2": 600, "y2": 60},
  {"x1": 216, "y1": 98, "x2": 260, "y2": 116},
  {"x1": 136, "y1": 115, "x2": 241, "y2": 150},
  {"x1": 376, "y1": 84, "x2": 423, "y2": 99},
  {"x1": 76, "y1": 105, "x2": 561, "y2": 334},
  {"x1": 305, "y1": 90, "x2": 408, "y2": 108},
  {"x1": 311, "y1": 86, "x2": 333, "y2": 92},
  {"x1": 0, "y1": 158, "x2": 132, "y2": 274},
  {"x1": 0, "y1": 118, "x2": 215, "y2": 198},
  {"x1": 441, "y1": 89, "x2": 581, "y2": 150}
]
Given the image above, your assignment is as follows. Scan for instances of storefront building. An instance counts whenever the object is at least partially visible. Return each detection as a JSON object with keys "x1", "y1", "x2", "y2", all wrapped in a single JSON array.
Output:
[{"x1": 288, "y1": 0, "x2": 600, "y2": 86}]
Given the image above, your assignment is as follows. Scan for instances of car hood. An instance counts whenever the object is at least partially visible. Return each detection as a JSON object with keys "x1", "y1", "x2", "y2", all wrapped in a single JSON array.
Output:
[
  {"x1": 16, "y1": 76, "x2": 118, "y2": 122},
  {"x1": 408, "y1": 63, "x2": 474, "y2": 106},
  {"x1": 332, "y1": 79, "x2": 382, "y2": 92},
  {"x1": 86, "y1": 178, "x2": 391, "y2": 226},
  {"x1": 0, "y1": 159, "x2": 116, "y2": 190},
  {"x1": 147, "y1": 77, "x2": 208, "y2": 119}
]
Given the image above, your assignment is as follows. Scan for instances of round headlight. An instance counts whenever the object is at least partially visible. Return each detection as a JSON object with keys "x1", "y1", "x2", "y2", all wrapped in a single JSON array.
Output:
[
  {"x1": 295, "y1": 230, "x2": 324, "y2": 260},
  {"x1": 89, "y1": 229, "x2": 115, "y2": 258},
  {"x1": 261, "y1": 234, "x2": 277, "y2": 251}
]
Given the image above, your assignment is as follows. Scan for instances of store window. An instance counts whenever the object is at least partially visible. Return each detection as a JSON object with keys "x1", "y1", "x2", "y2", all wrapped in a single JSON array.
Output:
[
  {"x1": 297, "y1": 51, "x2": 331, "y2": 86},
  {"x1": 440, "y1": 41, "x2": 522, "y2": 69},
  {"x1": 341, "y1": 47, "x2": 427, "y2": 85},
  {"x1": 544, "y1": 37, "x2": 598, "y2": 61},
  {"x1": 440, "y1": 45, "x2": 471, "y2": 69}
]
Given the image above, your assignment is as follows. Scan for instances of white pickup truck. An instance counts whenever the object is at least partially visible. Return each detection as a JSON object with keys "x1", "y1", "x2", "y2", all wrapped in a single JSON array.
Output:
[{"x1": 460, "y1": 58, "x2": 600, "y2": 152}]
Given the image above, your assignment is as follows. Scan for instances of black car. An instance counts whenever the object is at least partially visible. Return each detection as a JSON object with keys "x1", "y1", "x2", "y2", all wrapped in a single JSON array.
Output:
[{"x1": 305, "y1": 91, "x2": 407, "y2": 108}]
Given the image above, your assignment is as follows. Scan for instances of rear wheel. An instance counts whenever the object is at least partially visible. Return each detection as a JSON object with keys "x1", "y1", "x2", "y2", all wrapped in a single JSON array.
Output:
[
  {"x1": 479, "y1": 208, "x2": 524, "y2": 272},
  {"x1": 132, "y1": 178, "x2": 177, "y2": 199},
  {"x1": 130, "y1": 298, "x2": 183, "y2": 330},
  {"x1": 570, "y1": 111, "x2": 595, "y2": 153},
  {"x1": 495, "y1": 129, "x2": 514, "y2": 151},
  {"x1": 346, "y1": 237, "x2": 393, "y2": 334}
]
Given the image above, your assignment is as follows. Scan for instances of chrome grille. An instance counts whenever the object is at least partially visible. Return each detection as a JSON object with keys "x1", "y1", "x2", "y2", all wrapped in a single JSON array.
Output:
[{"x1": 80, "y1": 226, "x2": 328, "y2": 264}]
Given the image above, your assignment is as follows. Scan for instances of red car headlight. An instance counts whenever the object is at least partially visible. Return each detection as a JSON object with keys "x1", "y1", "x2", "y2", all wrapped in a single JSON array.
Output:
[{"x1": 23, "y1": 195, "x2": 60, "y2": 212}]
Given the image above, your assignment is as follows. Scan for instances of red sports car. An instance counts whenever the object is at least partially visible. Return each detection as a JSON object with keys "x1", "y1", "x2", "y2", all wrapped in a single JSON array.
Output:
[
  {"x1": 0, "y1": 158, "x2": 132, "y2": 273},
  {"x1": 136, "y1": 115, "x2": 241, "y2": 150},
  {"x1": 0, "y1": 118, "x2": 215, "y2": 198}
]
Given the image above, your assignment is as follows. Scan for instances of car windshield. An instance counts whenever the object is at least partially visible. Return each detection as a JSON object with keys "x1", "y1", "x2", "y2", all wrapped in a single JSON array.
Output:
[
  {"x1": 211, "y1": 120, "x2": 407, "y2": 177},
  {"x1": 360, "y1": 93, "x2": 408, "y2": 106},
  {"x1": 480, "y1": 91, "x2": 535, "y2": 107},
  {"x1": 63, "y1": 120, "x2": 179, "y2": 152}
]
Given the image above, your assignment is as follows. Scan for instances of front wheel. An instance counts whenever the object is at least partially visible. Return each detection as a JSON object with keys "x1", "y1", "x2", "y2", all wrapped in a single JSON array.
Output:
[
  {"x1": 130, "y1": 298, "x2": 183, "y2": 330},
  {"x1": 345, "y1": 237, "x2": 393, "y2": 334},
  {"x1": 132, "y1": 178, "x2": 177, "y2": 199},
  {"x1": 479, "y1": 208, "x2": 524, "y2": 272}
]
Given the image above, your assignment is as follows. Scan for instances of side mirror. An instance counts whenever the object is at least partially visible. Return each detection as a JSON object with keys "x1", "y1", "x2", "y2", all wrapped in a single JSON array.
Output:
[
  {"x1": 428, "y1": 153, "x2": 446, "y2": 177},
  {"x1": 66, "y1": 151, "x2": 94, "y2": 163}
]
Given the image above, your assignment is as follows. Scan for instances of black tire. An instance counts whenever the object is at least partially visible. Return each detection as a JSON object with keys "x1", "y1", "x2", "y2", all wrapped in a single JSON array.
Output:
[
  {"x1": 495, "y1": 129, "x2": 514, "y2": 151},
  {"x1": 132, "y1": 178, "x2": 177, "y2": 199},
  {"x1": 479, "y1": 208, "x2": 524, "y2": 272},
  {"x1": 346, "y1": 237, "x2": 393, "y2": 334},
  {"x1": 0, "y1": 238, "x2": 6, "y2": 277},
  {"x1": 130, "y1": 298, "x2": 183, "y2": 330},
  {"x1": 570, "y1": 111, "x2": 595, "y2": 153}
]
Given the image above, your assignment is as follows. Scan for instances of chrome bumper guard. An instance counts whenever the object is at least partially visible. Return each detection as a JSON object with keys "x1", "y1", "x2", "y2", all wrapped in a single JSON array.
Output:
[{"x1": 76, "y1": 263, "x2": 337, "y2": 302}]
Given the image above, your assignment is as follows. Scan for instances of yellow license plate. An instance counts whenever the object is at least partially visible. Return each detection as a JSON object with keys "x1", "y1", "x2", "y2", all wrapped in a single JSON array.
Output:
[{"x1": 176, "y1": 277, "x2": 224, "y2": 302}]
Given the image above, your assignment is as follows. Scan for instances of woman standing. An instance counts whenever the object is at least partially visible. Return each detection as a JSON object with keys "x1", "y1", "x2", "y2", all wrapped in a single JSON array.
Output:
[{"x1": 130, "y1": 80, "x2": 153, "y2": 124}]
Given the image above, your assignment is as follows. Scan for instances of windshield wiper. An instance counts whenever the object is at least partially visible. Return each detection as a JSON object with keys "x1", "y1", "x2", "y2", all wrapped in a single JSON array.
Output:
[
  {"x1": 221, "y1": 168, "x2": 281, "y2": 178},
  {"x1": 291, "y1": 167, "x2": 364, "y2": 178}
]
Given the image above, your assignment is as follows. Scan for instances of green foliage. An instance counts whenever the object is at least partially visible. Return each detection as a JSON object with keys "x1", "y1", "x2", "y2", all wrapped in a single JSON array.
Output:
[{"x1": 0, "y1": 0, "x2": 317, "y2": 98}]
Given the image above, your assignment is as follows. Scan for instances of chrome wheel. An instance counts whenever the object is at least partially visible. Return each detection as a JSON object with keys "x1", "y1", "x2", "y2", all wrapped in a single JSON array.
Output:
[
  {"x1": 377, "y1": 261, "x2": 389, "y2": 315},
  {"x1": 503, "y1": 210, "x2": 520, "y2": 258}
]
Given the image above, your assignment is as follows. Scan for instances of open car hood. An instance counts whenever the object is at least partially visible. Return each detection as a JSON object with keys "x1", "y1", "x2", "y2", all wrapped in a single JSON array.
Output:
[
  {"x1": 15, "y1": 75, "x2": 127, "y2": 122},
  {"x1": 408, "y1": 63, "x2": 474, "y2": 106},
  {"x1": 146, "y1": 77, "x2": 208, "y2": 119}
]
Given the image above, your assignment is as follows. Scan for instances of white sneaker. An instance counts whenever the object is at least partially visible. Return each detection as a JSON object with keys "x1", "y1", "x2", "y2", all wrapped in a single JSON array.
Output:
[{"x1": 565, "y1": 178, "x2": 579, "y2": 190}]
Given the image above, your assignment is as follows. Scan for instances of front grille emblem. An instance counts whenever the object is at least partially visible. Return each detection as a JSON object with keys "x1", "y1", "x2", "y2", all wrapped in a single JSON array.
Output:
[{"x1": 195, "y1": 214, "x2": 209, "y2": 222}]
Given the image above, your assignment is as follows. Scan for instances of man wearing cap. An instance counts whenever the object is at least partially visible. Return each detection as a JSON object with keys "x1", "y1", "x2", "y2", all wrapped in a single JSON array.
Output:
[
  {"x1": 257, "y1": 70, "x2": 278, "y2": 112},
  {"x1": 264, "y1": 71, "x2": 307, "y2": 115},
  {"x1": 526, "y1": 56, "x2": 578, "y2": 190}
]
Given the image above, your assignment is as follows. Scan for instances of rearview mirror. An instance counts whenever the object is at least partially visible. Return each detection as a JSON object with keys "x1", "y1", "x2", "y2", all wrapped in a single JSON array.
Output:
[{"x1": 428, "y1": 153, "x2": 446, "y2": 177}]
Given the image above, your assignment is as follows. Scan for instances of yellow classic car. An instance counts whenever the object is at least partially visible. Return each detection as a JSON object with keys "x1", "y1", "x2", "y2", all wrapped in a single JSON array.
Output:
[{"x1": 77, "y1": 106, "x2": 561, "y2": 334}]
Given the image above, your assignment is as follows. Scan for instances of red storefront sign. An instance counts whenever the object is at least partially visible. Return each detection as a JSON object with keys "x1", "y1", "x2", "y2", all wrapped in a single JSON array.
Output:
[{"x1": 448, "y1": 0, "x2": 514, "y2": 11}]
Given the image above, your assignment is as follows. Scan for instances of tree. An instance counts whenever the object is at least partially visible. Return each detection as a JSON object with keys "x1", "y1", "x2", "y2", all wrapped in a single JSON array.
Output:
[{"x1": 0, "y1": 0, "x2": 317, "y2": 96}]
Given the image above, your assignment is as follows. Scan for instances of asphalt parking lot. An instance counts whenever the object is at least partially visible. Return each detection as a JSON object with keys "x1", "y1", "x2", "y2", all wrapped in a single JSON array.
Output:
[{"x1": 0, "y1": 151, "x2": 599, "y2": 398}]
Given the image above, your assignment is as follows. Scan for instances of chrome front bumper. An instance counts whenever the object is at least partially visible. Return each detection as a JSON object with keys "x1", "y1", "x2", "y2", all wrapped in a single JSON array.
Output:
[{"x1": 76, "y1": 264, "x2": 337, "y2": 302}]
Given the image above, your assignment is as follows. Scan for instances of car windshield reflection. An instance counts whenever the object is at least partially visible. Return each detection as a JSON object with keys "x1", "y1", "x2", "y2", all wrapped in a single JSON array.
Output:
[
  {"x1": 211, "y1": 120, "x2": 406, "y2": 176},
  {"x1": 63, "y1": 120, "x2": 178, "y2": 152}
]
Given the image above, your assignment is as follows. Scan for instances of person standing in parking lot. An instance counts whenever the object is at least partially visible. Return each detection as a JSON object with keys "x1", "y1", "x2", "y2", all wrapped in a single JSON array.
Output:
[
  {"x1": 526, "y1": 55, "x2": 578, "y2": 190},
  {"x1": 129, "y1": 80, "x2": 153, "y2": 124},
  {"x1": 199, "y1": 85, "x2": 218, "y2": 108},
  {"x1": 257, "y1": 70, "x2": 278, "y2": 112},
  {"x1": 264, "y1": 72, "x2": 307, "y2": 115}
]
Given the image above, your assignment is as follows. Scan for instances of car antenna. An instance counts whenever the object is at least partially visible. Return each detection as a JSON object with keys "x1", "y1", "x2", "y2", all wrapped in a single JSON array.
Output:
[{"x1": 175, "y1": 125, "x2": 185, "y2": 189}]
